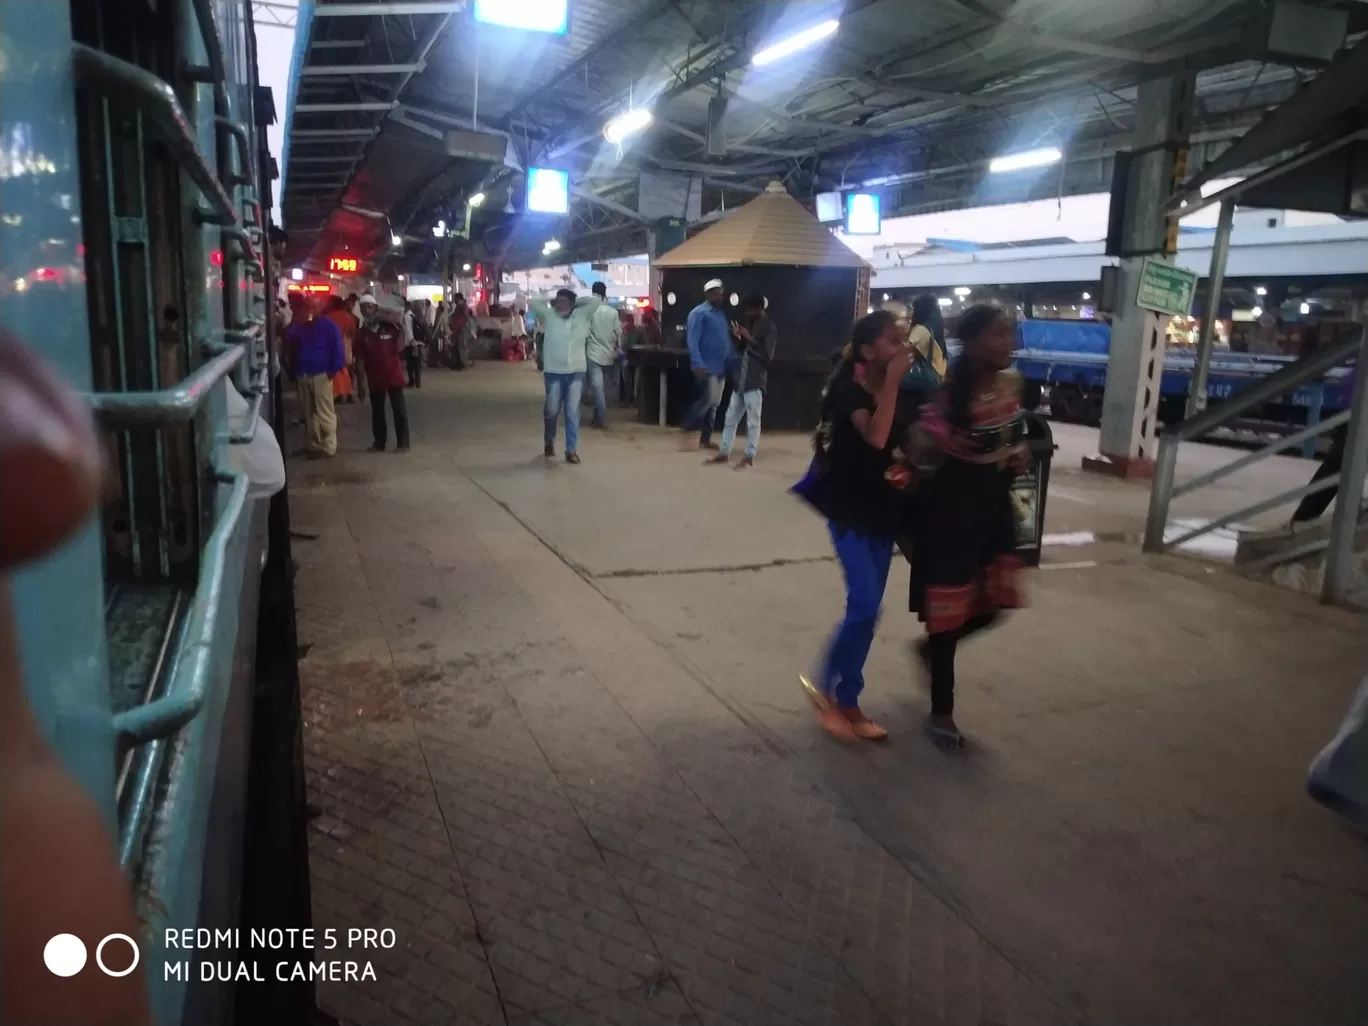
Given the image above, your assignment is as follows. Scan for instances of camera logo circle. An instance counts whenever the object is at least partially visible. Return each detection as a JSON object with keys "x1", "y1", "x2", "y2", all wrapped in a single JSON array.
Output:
[
  {"x1": 43, "y1": 934, "x2": 87, "y2": 977},
  {"x1": 96, "y1": 934, "x2": 140, "y2": 977},
  {"x1": 44, "y1": 934, "x2": 140, "y2": 977}
]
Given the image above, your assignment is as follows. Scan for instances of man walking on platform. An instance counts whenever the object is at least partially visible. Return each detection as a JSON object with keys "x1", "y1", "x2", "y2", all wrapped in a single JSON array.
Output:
[
  {"x1": 707, "y1": 292, "x2": 776, "y2": 469},
  {"x1": 680, "y1": 279, "x2": 731, "y2": 450},
  {"x1": 528, "y1": 288, "x2": 602, "y2": 464},
  {"x1": 355, "y1": 294, "x2": 411, "y2": 453},
  {"x1": 284, "y1": 294, "x2": 345, "y2": 458},
  {"x1": 585, "y1": 281, "x2": 622, "y2": 428}
]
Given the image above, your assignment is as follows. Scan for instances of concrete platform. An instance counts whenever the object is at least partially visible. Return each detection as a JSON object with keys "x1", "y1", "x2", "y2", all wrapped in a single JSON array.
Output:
[{"x1": 288, "y1": 363, "x2": 1368, "y2": 1026}]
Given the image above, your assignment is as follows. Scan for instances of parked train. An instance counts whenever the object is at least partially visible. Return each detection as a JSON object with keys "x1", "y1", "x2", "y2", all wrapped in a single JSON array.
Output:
[
  {"x1": 2, "y1": 1, "x2": 313, "y2": 1024},
  {"x1": 1009, "y1": 319, "x2": 1355, "y2": 432}
]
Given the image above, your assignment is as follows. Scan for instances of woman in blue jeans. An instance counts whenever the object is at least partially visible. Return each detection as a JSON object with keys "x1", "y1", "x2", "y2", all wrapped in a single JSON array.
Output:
[{"x1": 794, "y1": 311, "x2": 913, "y2": 740}]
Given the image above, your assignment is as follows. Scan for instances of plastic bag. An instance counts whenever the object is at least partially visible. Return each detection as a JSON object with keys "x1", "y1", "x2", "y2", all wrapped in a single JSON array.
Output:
[
  {"x1": 221, "y1": 381, "x2": 285, "y2": 500},
  {"x1": 1307, "y1": 670, "x2": 1368, "y2": 827}
]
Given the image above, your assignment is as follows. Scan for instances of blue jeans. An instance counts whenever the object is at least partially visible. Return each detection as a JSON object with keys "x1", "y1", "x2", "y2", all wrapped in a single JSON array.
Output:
[
  {"x1": 585, "y1": 361, "x2": 616, "y2": 427},
  {"x1": 681, "y1": 373, "x2": 724, "y2": 443},
  {"x1": 819, "y1": 524, "x2": 894, "y2": 709},
  {"x1": 544, "y1": 372, "x2": 582, "y2": 453},
  {"x1": 718, "y1": 388, "x2": 763, "y2": 459}
]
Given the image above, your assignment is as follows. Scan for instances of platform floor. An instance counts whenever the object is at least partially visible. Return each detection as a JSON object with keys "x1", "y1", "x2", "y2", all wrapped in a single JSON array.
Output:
[{"x1": 289, "y1": 363, "x2": 1368, "y2": 1026}]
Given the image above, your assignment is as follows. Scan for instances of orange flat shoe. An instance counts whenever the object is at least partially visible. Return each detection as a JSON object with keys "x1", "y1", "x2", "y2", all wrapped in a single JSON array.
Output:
[
  {"x1": 842, "y1": 708, "x2": 888, "y2": 741},
  {"x1": 817, "y1": 705, "x2": 858, "y2": 741}
]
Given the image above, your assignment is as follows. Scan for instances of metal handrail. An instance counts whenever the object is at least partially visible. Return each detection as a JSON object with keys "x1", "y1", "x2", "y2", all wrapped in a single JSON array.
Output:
[
  {"x1": 1166, "y1": 335, "x2": 1360, "y2": 442},
  {"x1": 229, "y1": 367, "x2": 269, "y2": 445},
  {"x1": 1172, "y1": 409, "x2": 1353, "y2": 500},
  {"x1": 71, "y1": 44, "x2": 237, "y2": 228},
  {"x1": 221, "y1": 226, "x2": 264, "y2": 281},
  {"x1": 112, "y1": 469, "x2": 249, "y2": 745},
  {"x1": 1143, "y1": 327, "x2": 1368, "y2": 605},
  {"x1": 89, "y1": 345, "x2": 243, "y2": 426},
  {"x1": 215, "y1": 117, "x2": 255, "y2": 188}
]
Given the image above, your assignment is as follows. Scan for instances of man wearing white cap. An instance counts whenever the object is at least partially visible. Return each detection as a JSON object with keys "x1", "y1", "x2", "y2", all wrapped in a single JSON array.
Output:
[
  {"x1": 354, "y1": 293, "x2": 411, "y2": 452},
  {"x1": 680, "y1": 279, "x2": 731, "y2": 449}
]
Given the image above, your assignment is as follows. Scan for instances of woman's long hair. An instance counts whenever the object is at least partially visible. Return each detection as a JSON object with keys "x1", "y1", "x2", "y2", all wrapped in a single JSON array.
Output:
[
  {"x1": 910, "y1": 293, "x2": 945, "y2": 348},
  {"x1": 814, "y1": 310, "x2": 897, "y2": 456},
  {"x1": 944, "y1": 303, "x2": 1006, "y2": 428}
]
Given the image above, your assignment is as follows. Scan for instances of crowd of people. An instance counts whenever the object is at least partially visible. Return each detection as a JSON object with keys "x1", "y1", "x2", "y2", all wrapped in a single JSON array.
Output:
[{"x1": 278, "y1": 289, "x2": 483, "y2": 457}]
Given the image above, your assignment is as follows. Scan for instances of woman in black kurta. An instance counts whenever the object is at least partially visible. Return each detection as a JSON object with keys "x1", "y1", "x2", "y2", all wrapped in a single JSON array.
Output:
[{"x1": 906, "y1": 304, "x2": 1029, "y2": 751}]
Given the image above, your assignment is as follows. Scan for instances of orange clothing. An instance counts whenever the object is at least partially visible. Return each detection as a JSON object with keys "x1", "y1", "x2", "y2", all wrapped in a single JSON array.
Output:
[
  {"x1": 324, "y1": 308, "x2": 359, "y2": 362},
  {"x1": 332, "y1": 366, "x2": 353, "y2": 398}
]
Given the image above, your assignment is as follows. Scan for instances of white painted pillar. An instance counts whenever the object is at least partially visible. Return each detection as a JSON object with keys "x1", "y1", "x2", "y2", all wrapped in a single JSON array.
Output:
[{"x1": 1087, "y1": 72, "x2": 1194, "y2": 479}]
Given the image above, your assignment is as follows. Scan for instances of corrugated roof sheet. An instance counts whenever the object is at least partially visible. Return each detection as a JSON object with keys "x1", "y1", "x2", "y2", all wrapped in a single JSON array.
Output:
[{"x1": 654, "y1": 183, "x2": 870, "y2": 269}]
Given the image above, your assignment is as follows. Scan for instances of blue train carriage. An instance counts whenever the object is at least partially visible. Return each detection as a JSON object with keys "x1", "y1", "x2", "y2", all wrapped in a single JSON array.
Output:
[
  {"x1": 3, "y1": 0, "x2": 314, "y2": 1024},
  {"x1": 1011, "y1": 318, "x2": 1353, "y2": 433}
]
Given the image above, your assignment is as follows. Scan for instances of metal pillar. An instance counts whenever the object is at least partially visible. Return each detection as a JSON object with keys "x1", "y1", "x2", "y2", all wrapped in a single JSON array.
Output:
[
  {"x1": 1321, "y1": 326, "x2": 1368, "y2": 604},
  {"x1": 1186, "y1": 197, "x2": 1234, "y2": 418},
  {"x1": 1091, "y1": 72, "x2": 1194, "y2": 478}
]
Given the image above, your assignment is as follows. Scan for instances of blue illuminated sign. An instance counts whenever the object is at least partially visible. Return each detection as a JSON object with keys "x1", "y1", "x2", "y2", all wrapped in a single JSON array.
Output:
[
  {"x1": 844, "y1": 193, "x2": 881, "y2": 236},
  {"x1": 526, "y1": 167, "x2": 569, "y2": 215}
]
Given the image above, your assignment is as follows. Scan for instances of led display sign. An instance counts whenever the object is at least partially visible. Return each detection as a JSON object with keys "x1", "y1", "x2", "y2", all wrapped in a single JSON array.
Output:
[{"x1": 329, "y1": 256, "x2": 359, "y2": 273}]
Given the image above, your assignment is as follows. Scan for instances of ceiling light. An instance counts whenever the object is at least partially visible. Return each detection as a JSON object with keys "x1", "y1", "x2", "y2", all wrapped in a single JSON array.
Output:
[
  {"x1": 397, "y1": 274, "x2": 405, "y2": 281},
  {"x1": 751, "y1": 19, "x2": 840, "y2": 67},
  {"x1": 1300, "y1": 302, "x2": 1311, "y2": 315},
  {"x1": 290, "y1": 267, "x2": 303, "y2": 281},
  {"x1": 953, "y1": 286, "x2": 971, "y2": 297},
  {"x1": 462, "y1": 263, "x2": 472, "y2": 272},
  {"x1": 473, "y1": 0, "x2": 568, "y2": 33},
  {"x1": 1082, "y1": 292, "x2": 1091, "y2": 300},
  {"x1": 468, "y1": 192, "x2": 486, "y2": 208},
  {"x1": 432, "y1": 219, "x2": 447, "y2": 238},
  {"x1": 937, "y1": 297, "x2": 952, "y2": 307},
  {"x1": 988, "y1": 147, "x2": 1062, "y2": 173},
  {"x1": 543, "y1": 239, "x2": 561, "y2": 254},
  {"x1": 1255, "y1": 285, "x2": 1267, "y2": 296},
  {"x1": 1251, "y1": 306, "x2": 1263, "y2": 318},
  {"x1": 882, "y1": 293, "x2": 890, "y2": 301},
  {"x1": 604, "y1": 108, "x2": 653, "y2": 145},
  {"x1": 391, "y1": 234, "x2": 402, "y2": 247}
]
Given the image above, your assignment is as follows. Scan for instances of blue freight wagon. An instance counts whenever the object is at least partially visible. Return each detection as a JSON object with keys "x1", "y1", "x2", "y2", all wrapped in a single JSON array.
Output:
[{"x1": 1010, "y1": 319, "x2": 1354, "y2": 433}]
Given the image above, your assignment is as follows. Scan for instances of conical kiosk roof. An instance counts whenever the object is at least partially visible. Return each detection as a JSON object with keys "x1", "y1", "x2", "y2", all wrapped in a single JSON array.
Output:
[{"x1": 654, "y1": 181, "x2": 870, "y2": 270}]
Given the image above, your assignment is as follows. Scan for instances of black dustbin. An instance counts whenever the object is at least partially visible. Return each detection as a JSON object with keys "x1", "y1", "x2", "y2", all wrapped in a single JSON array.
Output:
[{"x1": 1012, "y1": 412, "x2": 1054, "y2": 567}]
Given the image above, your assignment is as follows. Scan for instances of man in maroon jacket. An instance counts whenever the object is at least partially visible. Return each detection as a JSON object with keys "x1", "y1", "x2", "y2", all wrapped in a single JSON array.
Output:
[{"x1": 354, "y1": 294, "x2": 411, "y2": 452}]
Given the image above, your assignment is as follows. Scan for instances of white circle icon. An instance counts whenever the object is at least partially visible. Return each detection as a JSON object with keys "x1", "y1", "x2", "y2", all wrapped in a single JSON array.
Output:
[
  {"x1": 44, "y1": 934, "x2": 88, "y2": 977},
  {"x1": 95, "y1": 934, "x2": 140, "y2": 977}
]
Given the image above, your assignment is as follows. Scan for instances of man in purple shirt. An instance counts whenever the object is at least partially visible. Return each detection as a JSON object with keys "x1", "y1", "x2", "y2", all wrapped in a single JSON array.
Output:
[{"x1": 284, "y1": 294, "x2": 346, "y2": 457}]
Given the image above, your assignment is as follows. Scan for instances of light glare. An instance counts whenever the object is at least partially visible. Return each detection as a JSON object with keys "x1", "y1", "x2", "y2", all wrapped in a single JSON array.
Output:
[
  {"x1": 752, "y1": 19, "x2": 840, "y2": 67},
  {"x1": 604, "y1": 108, "x2": 653, "y2": 145},
  {"x1": 473, "y1": 0, "x2": 568, "y2": 34},
  {"x1": 988, "y1": 147, "x2": 1062, "y2": 173}
]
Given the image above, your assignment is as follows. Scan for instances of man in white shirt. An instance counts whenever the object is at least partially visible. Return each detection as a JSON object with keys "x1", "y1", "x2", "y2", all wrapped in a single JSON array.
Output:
[
  {"x1": 584, "y1": 281, "x2": 622, "y2": 429},
  {"x1": 527, "y1": 288, "x2": 602, "y2": 463}
]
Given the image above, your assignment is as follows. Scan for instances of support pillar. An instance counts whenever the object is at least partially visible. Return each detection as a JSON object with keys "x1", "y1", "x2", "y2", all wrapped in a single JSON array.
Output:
[{"x1": 1084, "y1": 72, "x2": 1194, "y2": 480}]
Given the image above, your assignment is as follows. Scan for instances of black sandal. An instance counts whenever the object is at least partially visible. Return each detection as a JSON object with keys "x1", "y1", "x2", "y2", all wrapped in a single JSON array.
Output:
[{"x1": 925, "y1": 716, "x2": 967, "y2": 753}]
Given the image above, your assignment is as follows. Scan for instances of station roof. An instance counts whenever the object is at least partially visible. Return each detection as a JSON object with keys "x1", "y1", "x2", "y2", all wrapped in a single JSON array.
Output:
[{"x1": 277, "y1": 0, "x2": 1368, "y2": 275}]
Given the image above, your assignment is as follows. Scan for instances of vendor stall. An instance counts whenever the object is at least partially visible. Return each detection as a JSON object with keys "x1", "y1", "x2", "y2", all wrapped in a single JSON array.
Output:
[{"x1": 647, "y1": 181, "x2": 870, "y2": 430}]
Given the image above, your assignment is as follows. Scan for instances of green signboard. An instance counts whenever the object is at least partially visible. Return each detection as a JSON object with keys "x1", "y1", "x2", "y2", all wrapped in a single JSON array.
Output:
[{"x1": 1135, "y1": 257, "x2": 1199, "y2": 317}]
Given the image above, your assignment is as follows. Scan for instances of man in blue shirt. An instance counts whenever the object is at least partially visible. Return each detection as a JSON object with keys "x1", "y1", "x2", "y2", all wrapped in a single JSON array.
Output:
[
  {"x1": 284, "y1": 294, "x2": 346, "y2": 457},
  {"x1": 681, "y1": 278, "x2": 731, "y2": 449}
]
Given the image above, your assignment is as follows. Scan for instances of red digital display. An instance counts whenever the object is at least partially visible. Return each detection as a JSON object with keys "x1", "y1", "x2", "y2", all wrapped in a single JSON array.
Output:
[
  {"x1": 329, "y1": 256, "x2": 359, "y2": 273},
  {"x1": 287, "y1": 282, "x2": 332, "y2": 294}
]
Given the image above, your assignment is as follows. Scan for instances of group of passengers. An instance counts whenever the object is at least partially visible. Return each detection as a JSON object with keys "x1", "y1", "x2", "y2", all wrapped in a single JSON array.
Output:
[{"x1": 282, "y1": 290, "x2": 424, "y2": 457}]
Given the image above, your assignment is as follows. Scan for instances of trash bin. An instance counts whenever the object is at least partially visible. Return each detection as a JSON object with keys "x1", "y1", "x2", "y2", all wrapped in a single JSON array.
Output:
[{"x1": 1012, "y1": 412, "x2": 1054, "y2": 567}]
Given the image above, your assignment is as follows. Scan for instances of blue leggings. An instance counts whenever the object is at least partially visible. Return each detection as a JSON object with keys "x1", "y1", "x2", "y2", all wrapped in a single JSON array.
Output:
[{"x1": 819, "y1": 523, "x2": 894, "y2": 709}]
